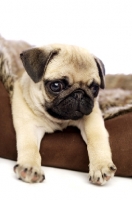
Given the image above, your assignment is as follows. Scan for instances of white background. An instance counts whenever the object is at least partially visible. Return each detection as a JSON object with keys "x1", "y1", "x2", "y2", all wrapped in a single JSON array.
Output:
[
  {"x1": 0, "y1": 0, "x2": 132, "y2": 74},
  {"x1": 0, "y1": 1, "x2": 132, "y2": 199},
  {"x1": 0, "y1": 158, "x2": 132, "y2": 200}
]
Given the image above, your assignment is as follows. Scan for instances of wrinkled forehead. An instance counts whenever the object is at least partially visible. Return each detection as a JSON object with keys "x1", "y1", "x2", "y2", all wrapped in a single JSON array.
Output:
[{"x1": 44, "y1": 45, "x2": 100, "y2": 85}]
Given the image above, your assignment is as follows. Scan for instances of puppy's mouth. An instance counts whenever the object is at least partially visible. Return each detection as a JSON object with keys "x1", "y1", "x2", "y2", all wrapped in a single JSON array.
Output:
[{"x1": 46, "y1": 89, "x2": 94, "y2": 120}]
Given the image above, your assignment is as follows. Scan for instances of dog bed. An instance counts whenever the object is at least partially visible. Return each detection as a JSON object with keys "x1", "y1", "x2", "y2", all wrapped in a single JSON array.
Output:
[{"x1": 0, "y1": 74, "x2": 132, "y2": 177}]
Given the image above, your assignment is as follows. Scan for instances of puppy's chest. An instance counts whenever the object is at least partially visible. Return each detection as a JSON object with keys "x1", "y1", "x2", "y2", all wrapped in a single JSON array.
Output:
[
  {"x1": 47, "y1": 121, "x2": 70, "y2": 133},
  {"x1": 36, "y1": 116, "x2": 70, "y2": 133},
  {"x1": 47, "y1": 120, "x2": 78, "y2": 134}
]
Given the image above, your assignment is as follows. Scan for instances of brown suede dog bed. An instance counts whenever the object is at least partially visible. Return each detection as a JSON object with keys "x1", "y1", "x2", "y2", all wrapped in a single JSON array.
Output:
[{"x1": 0, "y1": 80, "x2": 132, "y2": 177}]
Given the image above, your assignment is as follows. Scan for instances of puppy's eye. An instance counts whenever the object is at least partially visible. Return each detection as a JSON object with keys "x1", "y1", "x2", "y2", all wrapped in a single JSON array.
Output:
[
  {"x1": 50, "y1": 81, "x2": 65, "y2": 93},
  {"x1": 89, "y1": 83, "x2": 99, "y2": 97}
]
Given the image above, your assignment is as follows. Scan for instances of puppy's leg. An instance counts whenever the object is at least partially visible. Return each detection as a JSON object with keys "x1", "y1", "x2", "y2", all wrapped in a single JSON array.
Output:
[
  {"x1": 12, "y1": 82, "x2": 45, "y2": 183},
  {"x1": 14, "y1": 125, "x2": 45, "y2": 183},
  {"x1": 81, "y1": 102, "x2": 116, "y2": 185}
]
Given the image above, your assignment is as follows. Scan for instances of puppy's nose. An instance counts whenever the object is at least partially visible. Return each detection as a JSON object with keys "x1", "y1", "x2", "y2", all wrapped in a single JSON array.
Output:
[{"x1": 73, "y1": 90, "x2": 84, "y2": 100}]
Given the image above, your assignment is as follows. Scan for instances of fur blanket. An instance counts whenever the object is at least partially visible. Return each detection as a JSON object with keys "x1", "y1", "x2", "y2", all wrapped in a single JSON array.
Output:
[
  {"x1": 0, "y1": 36, "x2": 31, "y2": 98},
  {"x1": 99, "y1": 74, "x2": 132, "y2": 119},
  {"x1": 99, "y1": 87, "x2": 132, "y2": 120},
  {"x1": 0, "y1": 36, "x2": 132, "y2": 120}
]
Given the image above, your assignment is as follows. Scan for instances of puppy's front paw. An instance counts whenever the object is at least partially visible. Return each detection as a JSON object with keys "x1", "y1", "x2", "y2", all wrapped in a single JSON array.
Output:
[
  {"x1": 88, "y1": 163, "x2": 117, "y2": 185},
  {"x1": 14, "y1": 164, "x2": 45, "y2": 183}
]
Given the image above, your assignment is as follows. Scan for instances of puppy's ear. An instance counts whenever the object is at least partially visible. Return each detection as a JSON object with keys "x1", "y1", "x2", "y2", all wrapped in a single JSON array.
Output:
[
  {"x1": 94, "y1": 56, "x2": 105, "y2": 89},
  {"x1": 20, "y1": 47, "x2": 59, "y2": 83}
]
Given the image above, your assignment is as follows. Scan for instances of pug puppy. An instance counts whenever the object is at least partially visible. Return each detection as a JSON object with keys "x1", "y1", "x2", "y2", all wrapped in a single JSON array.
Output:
[{"x1": 12, "y1": 44, "x2": 116, "y2": 185}]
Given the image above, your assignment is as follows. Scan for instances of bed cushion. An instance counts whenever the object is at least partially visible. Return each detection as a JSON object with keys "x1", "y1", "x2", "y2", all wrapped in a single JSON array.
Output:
[{"x1": 0, "y1": 81, "x2": 132, "y2": 177}]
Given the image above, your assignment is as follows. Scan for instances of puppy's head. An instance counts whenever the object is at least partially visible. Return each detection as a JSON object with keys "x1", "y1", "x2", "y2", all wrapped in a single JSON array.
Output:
[{"x1": 20, "y1": 44, "x2": 105, "y2": 120}]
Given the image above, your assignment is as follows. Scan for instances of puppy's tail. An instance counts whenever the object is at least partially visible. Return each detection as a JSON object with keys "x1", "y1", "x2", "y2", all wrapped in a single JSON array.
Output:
[{"x1": 0, "y1": 51, "x2": 15, "y2": 99}]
